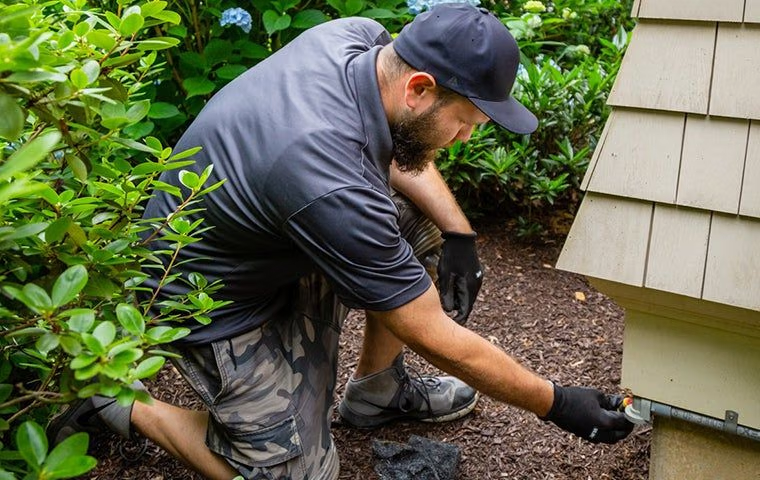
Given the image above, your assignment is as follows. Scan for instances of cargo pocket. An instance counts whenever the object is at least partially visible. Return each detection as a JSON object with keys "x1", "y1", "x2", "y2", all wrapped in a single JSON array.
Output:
[{"x1": 213, "y1": 415, "x2": 306, "y2": 480}]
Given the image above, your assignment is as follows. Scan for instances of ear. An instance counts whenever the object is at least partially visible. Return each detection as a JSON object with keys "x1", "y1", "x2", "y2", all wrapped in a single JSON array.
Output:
[{"x1": 403, "y1": 72, "x2": 437, "y2": 112}]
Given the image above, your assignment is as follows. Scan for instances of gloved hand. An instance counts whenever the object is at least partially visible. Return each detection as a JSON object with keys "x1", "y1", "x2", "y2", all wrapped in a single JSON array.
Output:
[
  {"x1": 436, "y1": 231, "x2": 483, "y2": 324},
  {"x1": 541, "y1": 383, "x2": 634, "y2": 444}
]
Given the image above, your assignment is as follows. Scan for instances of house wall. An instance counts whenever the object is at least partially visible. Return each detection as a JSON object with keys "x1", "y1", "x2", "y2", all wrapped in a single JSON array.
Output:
[{"x1": 650, "y1": 417, "x2": 760, "y2": 480}]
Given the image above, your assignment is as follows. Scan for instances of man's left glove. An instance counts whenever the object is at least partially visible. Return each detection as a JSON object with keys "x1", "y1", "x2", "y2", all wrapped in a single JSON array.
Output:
[{"x1": 436, "y1": 231, "x2": 483, "y2": 325}]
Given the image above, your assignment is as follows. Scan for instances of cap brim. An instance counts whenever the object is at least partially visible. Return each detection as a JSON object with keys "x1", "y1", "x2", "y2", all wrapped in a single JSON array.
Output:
[{"x1": 471, "y1": 96, "x2": 538, "y2": 134}]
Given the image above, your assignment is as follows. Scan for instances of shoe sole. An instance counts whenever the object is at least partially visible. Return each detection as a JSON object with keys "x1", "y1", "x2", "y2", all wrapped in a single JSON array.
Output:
[
  {"x1": 339, "y1": 391, "x2": 480, "y2": 429},
  {"x1": 420, "y1": 391, "x2": 480, "y2": 423}
]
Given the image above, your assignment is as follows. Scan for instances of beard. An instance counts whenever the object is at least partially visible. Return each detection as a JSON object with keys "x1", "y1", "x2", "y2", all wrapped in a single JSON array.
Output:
[{"x1": 389, "y1": 103, "x2": 444, "y2": 175}]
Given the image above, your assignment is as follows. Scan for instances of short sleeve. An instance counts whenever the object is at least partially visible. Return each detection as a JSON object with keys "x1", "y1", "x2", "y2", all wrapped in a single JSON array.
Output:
[{"x1": 284, "y1": 186, "x2": 431, "y2": 310}]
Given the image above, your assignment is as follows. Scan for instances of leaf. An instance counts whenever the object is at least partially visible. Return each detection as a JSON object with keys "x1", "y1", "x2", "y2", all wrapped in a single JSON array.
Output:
[
  {"x1": 70, "y1": 354, "x2": 98, "y2": 369},
  {"x1": 17, "y1": 421, "x2": 47, "y2": 468},
  {"x1": 360, "y1": 8, "x2": 396, "y2": 19},
  {"x1": 182, "y1": 77, "x2": 215, "y2": 99},
  {"x1": 70, "y1": 68, "x2": 89, "y2": 89},
  {"x1": 52, "y1": 265, "x2": 89, "y2": 307},
  {"x1": 119, "y1": 13, "x2": 145, "y2": 36},
  {"x1": 152, "y1": 10, "x2": 181, "y2": 24},
  {"x1": 236, "y1": 40, "x2": 269, "y2": 59},
  {"x1": 140, "y1": 0, "x2": 168, "y2": 17},
  {"x1": 46, "y1": 218, "x2": 72, "y2": 243},
  {"x1": 92, "y1": 321, "x2": 116, "y2": 347},
  {"x1": 214, "y1": 64, "x2": 247, "y2": 80},
  {"x1": 126, "y1": 100, "x2": 151, "y2": 123},
  {"x1": 65, "y1": 309, "x2": 95, "y2": 333},
  {"x1": 7, "y1": 70, "x2": 67, "y2": 83},
  {"x1": 168, "y1": 146, "x2": 201, "y2": 161},
  {"x1": 22, "y1": 283, "x2": 53, "y2": 311},
  {"x1": 81, "y1": 60, "x2": 101, "y2": 84},
  {"x1": 135, "y1": 357, "x2": 166, "y2": 379},
  {"x1": 203, "y1": 39, "x2": 232, "y2": 67},
  {"x1": 6, "y1": 222, "x2": 48, "y2": 240},
  {"x1": 178, "y1": 170, "x2": 200, "y2": 189},
  {"x1": 36, "y1": 333, "x2": 60, "y2": 355},
  {"x1": 137, "y1": 37, "x2": 180, "y2": 51},
  {"x1": 292, "y1": 9, "x2": 329, "y2": 28},
  {"x1": 147, "y1": 102, "x2": 180, "y2": 119},
  {"x1": 86, "y1": 30, "x2": 116, "y2": 50},
  {"x1": 134, "y1": 356, "x2": 165, "y2": 379},
  {"x1": 262, "y1": 10, "x2": 291, "y2": 35},
  {"x1": 0, "y1": 131, "x2": 61, "y2": 181},
  {"x1": 43, "y1": 431, "x2": 88, "y2": 470},
  {"x1": 116, "y1": 303, "x2": 145, "y2": 335},
  {"x1": 0, "y1": 93, "x2": 24, "y2": 141},
  {"x1": 346, "y1": 0, "x2": 364, "y2": 15}
]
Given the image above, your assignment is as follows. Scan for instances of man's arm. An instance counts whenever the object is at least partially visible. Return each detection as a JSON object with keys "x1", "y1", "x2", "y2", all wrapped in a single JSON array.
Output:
[
  {"x1": 390, "y1": 160, "x2": 472, "y2": 233},
  {"x1": 369, "y1": 284, "x2": 635, "y2": 444},
  {"x1": 370, "y1": 284, "x2": 554, "y2": 414},
  {"x1": 390, "y1": 160, "x2": 482, "y2": 324}
]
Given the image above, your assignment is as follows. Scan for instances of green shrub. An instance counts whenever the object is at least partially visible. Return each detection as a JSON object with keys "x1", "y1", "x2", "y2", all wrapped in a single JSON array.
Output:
[
  {"x1": 0, "y1": 1, "x2": 229, "y2": 477},
  {"x1": 119, "y1": 0, "x2": 413, "y2": 142},
  {"x1": 439, "y1": 0, "x2": 634, "y2": 236}
]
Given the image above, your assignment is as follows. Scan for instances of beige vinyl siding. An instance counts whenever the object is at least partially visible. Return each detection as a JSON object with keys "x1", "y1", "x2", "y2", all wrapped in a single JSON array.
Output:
[
  {"x1": 709, "y1": 24, "x2": 760, "y2": 120},
  {"x1": 586, "y1": 109, "x2": 683, "y2": 203},
  {"x1": 637, "y1": 0, "x2": 744, "y2": 22},
  {"x1": 556, "y1": 194, "x2": 652, "y2": 286},
  {"x1": 631, "y1": 0, "x2": 641, "y2": 18},
  {"x1": 644, "y1": 204, "x2": 710, "y2": 297},
  {"x1": 745, "y1": 0, "x2": 760, "y2": 23},
  {"x1": 677, "y1": 115, "x2": 748, "y2": 214},
  {"x1": 622, "y1": 310, "x2": 760, "y2": 429},
  {"x1": 607, "y1": 21, "x2": 716, "y2": 114},
  {"x1": 740, "y1": 121, "x2": 760, "y2": 217},
  {"x1": 580, "y1": 110, "x2": 614, "y2": 191},
  {"x1": 702, "y1": 214, "x2": 760, "y2": 311}
]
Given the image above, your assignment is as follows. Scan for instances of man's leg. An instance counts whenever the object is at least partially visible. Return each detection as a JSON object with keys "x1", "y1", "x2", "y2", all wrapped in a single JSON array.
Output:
[
  {"x1": 338, "y1": 194, "x2": 478, "y2": 428},
  {"x1": 354, "y1": 192, "x2": 442, "y2": 377},
  {"x1": 49, "y1": 273, "x2": 346, "y2": 480},
  {"x1": 165, "y1": 273, "x2": 345, "y2": 480},
  {"x1": 131, "y1": 401, "x2": 239, "y2": 480}
]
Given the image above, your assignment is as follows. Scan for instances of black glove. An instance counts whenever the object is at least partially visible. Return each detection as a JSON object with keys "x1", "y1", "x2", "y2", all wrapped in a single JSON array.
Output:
[
  {"x1": 541, "y1": 383, "x2": 634, "y2": 444},
  {"x1": 436, "y1": 231, "x2": 483, "y2": 324}
]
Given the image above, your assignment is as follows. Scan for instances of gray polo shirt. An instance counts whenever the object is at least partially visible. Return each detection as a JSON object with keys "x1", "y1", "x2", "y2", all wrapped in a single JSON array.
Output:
[{"x1": 143, "y1": 17, "x2": 431, "y2": 345}]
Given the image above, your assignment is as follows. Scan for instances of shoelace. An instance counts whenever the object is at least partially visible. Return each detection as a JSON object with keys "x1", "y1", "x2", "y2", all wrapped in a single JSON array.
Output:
[{"x1": 397, "y1": 365, "x2": 441, "y2": 416}]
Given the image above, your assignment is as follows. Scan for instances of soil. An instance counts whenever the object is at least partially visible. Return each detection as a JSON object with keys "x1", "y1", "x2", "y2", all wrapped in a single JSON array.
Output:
[{"x1": 86, "y1": 221, "x2": 651, "y2": 479}]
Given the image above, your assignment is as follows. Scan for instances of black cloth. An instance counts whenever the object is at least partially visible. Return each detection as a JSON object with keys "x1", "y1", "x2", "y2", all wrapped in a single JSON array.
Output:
[
  {"x1": 142, "y1": 18, "x2": 432, "y2": 345},
  {"x1": 372, "y1": 435, "x2": 460, "y2": 480}
]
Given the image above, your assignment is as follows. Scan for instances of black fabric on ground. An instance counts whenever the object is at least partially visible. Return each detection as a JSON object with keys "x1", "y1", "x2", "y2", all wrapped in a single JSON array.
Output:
[{"x1": 372, "y1": 434, "x2": 460, "y2": 479}]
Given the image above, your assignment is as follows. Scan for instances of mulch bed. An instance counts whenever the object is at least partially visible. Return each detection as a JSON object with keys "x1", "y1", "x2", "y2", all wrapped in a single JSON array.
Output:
[{"x1": 86, "y1": 221, "x2": 651, "y2": 479}]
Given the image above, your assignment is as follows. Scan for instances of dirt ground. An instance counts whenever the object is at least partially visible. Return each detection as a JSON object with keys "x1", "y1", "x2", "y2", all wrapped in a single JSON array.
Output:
[{"x1": 86, "y1": 221, "x2": 651, "y2": 479}]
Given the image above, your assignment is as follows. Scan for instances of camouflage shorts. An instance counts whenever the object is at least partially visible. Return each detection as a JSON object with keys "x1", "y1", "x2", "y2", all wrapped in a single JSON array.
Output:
[{"x1": 168, "y1": 194, "x2": 441, "y2": 480}]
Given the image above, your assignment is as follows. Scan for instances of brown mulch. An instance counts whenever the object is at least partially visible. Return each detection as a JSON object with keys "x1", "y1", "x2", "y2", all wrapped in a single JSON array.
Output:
[{"x1": 86, "y1": 221, "x2": 651, "y2": 479}]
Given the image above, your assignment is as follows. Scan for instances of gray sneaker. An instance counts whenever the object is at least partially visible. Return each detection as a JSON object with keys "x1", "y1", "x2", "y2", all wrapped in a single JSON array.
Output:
[
  {"x1": 338, "y1": 353, "x2": 478, "y2": 429},
  {"x1": 47, "y1": 381, "x2": 144, "y2": 445}
]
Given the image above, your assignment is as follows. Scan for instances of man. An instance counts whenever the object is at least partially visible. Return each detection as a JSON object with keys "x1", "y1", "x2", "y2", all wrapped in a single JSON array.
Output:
[{"x1": 50, "y1": 4, "x2": 633, "y2": 479}]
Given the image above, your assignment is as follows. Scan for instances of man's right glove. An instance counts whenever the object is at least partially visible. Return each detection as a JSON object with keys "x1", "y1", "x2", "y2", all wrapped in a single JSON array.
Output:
[{"x1": 541, "y1": 383, "x2": 634, "y2": 444}]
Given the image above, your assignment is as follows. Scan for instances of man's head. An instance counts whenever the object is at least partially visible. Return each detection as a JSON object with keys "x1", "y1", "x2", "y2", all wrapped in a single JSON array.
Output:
[{"x1": 393, "y1": 3, "x2": 537, "y2": 135}]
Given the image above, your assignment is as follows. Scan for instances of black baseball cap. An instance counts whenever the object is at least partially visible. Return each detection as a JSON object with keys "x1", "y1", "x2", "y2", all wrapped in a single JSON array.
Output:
[{"x1": 393, "y1": 3, "x2": 538, "y2": 134}]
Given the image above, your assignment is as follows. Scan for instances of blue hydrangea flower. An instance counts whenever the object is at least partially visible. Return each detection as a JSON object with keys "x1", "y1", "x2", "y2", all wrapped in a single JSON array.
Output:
[
  {"x1": 220, "y1": 7, "x2": 252, "y2": 33},
  {"x1": 406, "y1": 0, "x2": 480, "y2": 15}
]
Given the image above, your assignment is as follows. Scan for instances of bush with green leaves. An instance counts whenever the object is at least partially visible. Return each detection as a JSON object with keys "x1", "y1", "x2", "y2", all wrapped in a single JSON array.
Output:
[
  {"x1": 439, "y1": 0, "x2": 635, "y2": 236},
  {"x1": 111, "y1": 0, "x2": 413, "y2": 142},
  {"x1": 0, "y1": 1, "x2": 229, "y2": 477}
]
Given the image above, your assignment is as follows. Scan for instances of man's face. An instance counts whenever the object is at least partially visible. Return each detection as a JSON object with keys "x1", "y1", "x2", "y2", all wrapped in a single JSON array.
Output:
[{"x1": 391, "y1": 95, "x2": 490, "y2": 174}]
